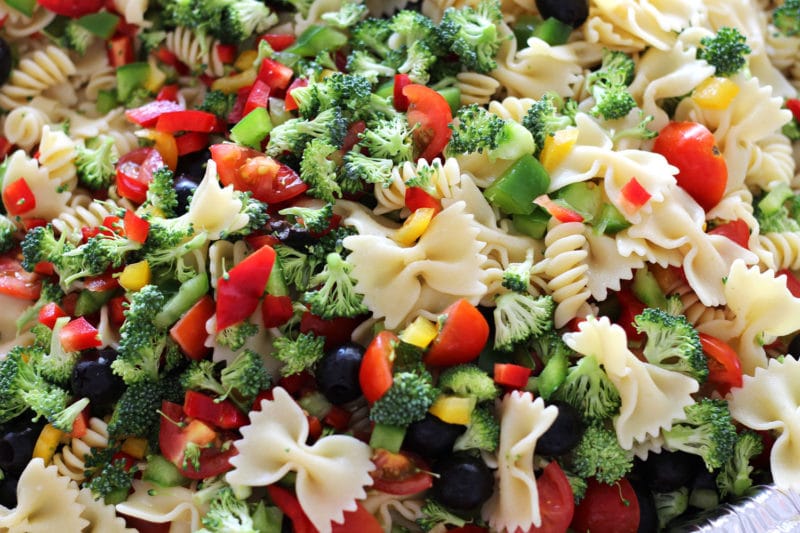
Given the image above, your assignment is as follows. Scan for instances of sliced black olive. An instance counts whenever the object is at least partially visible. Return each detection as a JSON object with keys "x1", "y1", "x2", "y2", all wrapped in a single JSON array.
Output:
[
  {"x1": 788, "y1": 333, "x2": 800, "y2": 357},
  {"x1": 71, "y1": 349, "x2": 124, "y2": 411},
  {"x1": 0, "y1": 423, "x2": 43, "y2": 475},
  {"x1": 175, "y1": 149, "x2": 210, "y2": 182},
  {"x1": 537, "y1": 401, "x2": 584, "y2": 456},
  {"x1": 268, "y1": 219, "x2": 315, "y2": 249},
  {"x1": 316, "y1": 343, "x2": 365, "y2": 404},
  {"x1": 643, "y1": 450, "x2": 702, "y2": 492},
  {"x1": 174, "y1": 176, "x2": 198, "y2": 215},
  {"x1": 0, "y1": 474, "x2": 17, "y2": 509},
  {"x1": 535, "y1": 0, "x2": 589, "y2": 27},
  {"x1": 0, "y1": 38, "x2": 11, "y2": 87},
  {"x1": 403, "y1": 413, "x2": 465, "y2": 460},
  {"x1": 432, "y1": 453, "x2": 494, "y2": 510}
]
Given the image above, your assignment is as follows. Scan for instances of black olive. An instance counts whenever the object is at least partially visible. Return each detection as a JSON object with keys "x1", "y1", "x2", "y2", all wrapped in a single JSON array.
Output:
[
  {"x1": 629, "y1": 479, "x2": 658, "y2": 533},
  {"x1": 0, "y1": 425, "x2": 41, "y2": 475},
  {"x1": 432, "y1": 453, "x2": 494, "y2": 510},
  {"x1": 537, "y1": 401, "x2": 584, "y2": 456},
  {"x1": 643, "y1": 450, "x2": 702, "y2": 492},
  {"x1": 0, "y1": 38, "x2": 11, "y2": 87},
  {"x1": 0, "y1": 475, "x2": 17, "y2": 509},
  {"x1": 403, "y1": 414, "x2": 465, "y2": 460},
  {"x1": 316, "y1": 343, "x2": 364, "y2": 404},
  {"x1": 535, "y1": 0, "x2": 589, "y2": 27},
  {"x1": 268, "y1": 219, "x2": 315, "y2": 249},
  {"x1": 71, "y1": 351, "x2": 124, "y2": 411},
  {"x1": 175, "y1": 149, "x2": 210, "y2": 182},
  {"x1": 174, "y1": 176, "x2": 198, "y2": 215},
  {"x1": 788, "y1": 334, "x2": 800, "y2": 357}
]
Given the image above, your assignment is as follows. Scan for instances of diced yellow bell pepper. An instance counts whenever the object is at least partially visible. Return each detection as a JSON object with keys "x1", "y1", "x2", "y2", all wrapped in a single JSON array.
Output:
[
  {"x1": 428, "y1": 395, "x2": 476, "y2": 426},
  {"x1": 235, "y1": 50, "x2": 259, "y2": 72},
  {"x1": 393, "y1": 208, "x2": 435, "y2": 246},
  {"x1": 119, "y1": 260, "x2": 151, "y2": 292},
  {"x1": 540, "y1": 126, "x2": 579, "y2": 173},
  {"x1": 692, "y1": 76, "x2": 740, "y2": 110},
  {"x1": 144, "y1": 56, "x2": 167, "y2": 94},
  {"x1": 211, "y1": 68, "x2": 257, "y2": 94},
  {"x1": 399, "y1": 316, "x2": 439, "y2": 349},
  {"x1": 32, "y1": 424, "x2": 64, "y2": 464},
  {"x1": 121, "y1": 437, "x2": 149, "y2": 460},
  {"x1": 147, "y1": 130, "x2": 178, "y2": 170}
]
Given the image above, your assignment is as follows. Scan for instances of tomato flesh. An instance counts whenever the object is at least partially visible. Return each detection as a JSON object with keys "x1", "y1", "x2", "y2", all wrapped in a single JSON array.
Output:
[
  {"x1": 403, "y1": 84, "x2": 453, "y2": 161},
  {"x1": 424, "y1": 299, "x2": 489, "y2": 367},
  {"x1": 572, "y1": 478, "x2": 640, "y2": 533},
  {"x1": 209, "y1": 143, "x2": 307, "y2": 203},
  {"x1": 116, "y1": 148, "x2": 165, "y2": 204},
  {"x1": 530, "y1": 461, "x2": 575, "y2": 533},
  {"x1": 0, "y1": 256, "x2": 41, "y2": 300},
  {"x1": 370, "y1": 449, "x2": 433, "y2": 496},
  {"x1": 708, "y1": 219, "x2": 749, "y2": 249},
  {"x1": 699, "y1": 333, "x2": 743, "y2": 395}
]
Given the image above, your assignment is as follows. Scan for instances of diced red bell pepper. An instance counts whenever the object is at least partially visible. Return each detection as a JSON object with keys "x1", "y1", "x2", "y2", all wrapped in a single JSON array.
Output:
[
  {"x1": 259, "y1": 33, "x2": 296, "y2": 51},
  {"x1": 39, "y1": 302, "x2": 68, "y2": 329},
  {"x1": 245, "y1": 233, "x2": 280, "y2": 250},
  {"x1": 123, "y1": 209, "x2": 150, "y2": 244},
  {"x1": 156, "y1": 84, "x2": 180, "y2": 102},
  {"x1": 101, "y1": 214, "x2": 123, "y2": 235},
  {"x1": 109, "y1": 296, "x2": 127, "y2": 325},
  {"x1": 81, "y1": 226, "x2": 99, "y2": 243},
  {"x1": 267, "y1": 485, "x2": 317, "y2": 533},
  {"x1": 708, "y1": 219, "x2": 750, "y2": 249},
  {"x1": 3, "y1": 178, "x2": 36, "y2": 216},
  {"x1": 170, "y1": 295, "x2": 215, "y2": 360},
  {"x1": 125, "y1": 100, "x2": 184, "y2": 127},
  {"x1": 284, "y1": 77, "x2": 308, "y2": 112},
  {"x1": 786, "y1": 98, "x2": 800, "y2": 122},
  {"x1": 183, "y1": 390, "x2": 248, "y2": 430},
  {"x1": 278, "y1": 371, "x2": 315, "y2": 396},
  {"x1": 244, "y1": 79, "x2": 271, "y2": 116},
  {"x1": 778, "y1": 268, "x2": 800, "y2": 298},
  {"x1": 215, "y1": 245, "x2": 276, "y2": 331},
  {"x1": 405, "y1": 186, "x2": 441, "y2": 213},
  {"x1": 534, "y1": 194, "x2": 584, "y2": 223},
  {"x1": 393, "y1": 73, "x2": 412, "y2": 112},
  {"x1": 257, "y1": 58, "x2": 294, "y2": 90},
  {"x1": 154, "y1": 47, "x2": 189, "y2": 76},
  {"x1": 215, "y1": 43, "x2": 238, "y2": 64},
  {"x1": 107, "y1": 34, "x2": 134, "y2": 67},
  {"x1": 262, "y1": 294, "x2": 294, "y2": 328},
  {"x1": 60, "y1": 317, "x2": 102, "y2": 352},
  {"x1": 23, "y1": 218, "x2": 47, "y2": 231},
  {"x1": 175, "y1": 132, "x2": 209, "y2": 156},
  {"x1": 494, "y1": 363, "x2": 532, "y2": 389},
  {"x1": 155, "y1": 110, "x2": 219, "y2": 133},
  {"x1": 227, "y1": 87, "x2": 251, "y2": 124},
  {"x1": 620, "y1": 176, "x2": 651, "y2": 209},
  {"x1": 33, "y1": 261, "x2": 55, "y2": 276}
]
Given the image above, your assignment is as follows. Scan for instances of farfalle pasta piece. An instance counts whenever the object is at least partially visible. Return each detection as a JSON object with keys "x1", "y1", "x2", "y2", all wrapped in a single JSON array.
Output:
[
  {"x1": 584, "y1": 230, "x2": 643, "y2": 301},
  {"x1": 76, "y1": 487, "x2": 135, "y2": 532},
  {"x1": 482, "y1": 391, "x2": 558, "y2": 532},
  {"x1": 115, "y1": 480, "x2": 208, "y2": 533},
  {"x1": 728, "y1": 356, "x2": 800, "y2": 491},
  {"x1": 1, "y1": 149, "x2": 72, "y2": 220},
  {"x1": 343, "y1": 200, "x2": 487, "y2": 328},
  {"x1": 564, "y1": 316, "x2": 699, "y2": 449},
  {"x1": 0, "y1": 458, "x2": 88, "y2": 533},
  {"x1": 226, "y1": 387, "x2": 374, "y2": 533}
]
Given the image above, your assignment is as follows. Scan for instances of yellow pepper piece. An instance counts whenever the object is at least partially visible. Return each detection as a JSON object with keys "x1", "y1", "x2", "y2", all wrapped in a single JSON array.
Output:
[
  {"x1": 121, "y1": 437, "x2": 149, "y2": 460},
  {"x1": 119, "y1": 260, "x2": 151, "y2": 292},
  {"x1": 429, "y1": 395, "x2": 476, "y2": 426},
  {"x1": 393, "y1": 208, "x2": 435, "y2": 246},
  {"x1": 212, "y1": 68, "x2": 257, "y2": 94},
  {"x1": 32, "y1": 424, "x2": 64, "y2": 464},
  {"x1": 692, "y1": 76, "x2": 740, "y2": 110},
  {"x1": 148, "y1": 130, "x2": 178, "y2": 170},
  {"x1": 540, "y1": 126, "x2": 579, "y2": 173},
  {"x1": 235, "y1": 50, "x2": 259, "y2": 71},
  {"x1": 399, "y1": 316, "x2": 439, "y2": 349},
  {"x1": 144, "y1": 56, "x2": 167, "y2": 94}
]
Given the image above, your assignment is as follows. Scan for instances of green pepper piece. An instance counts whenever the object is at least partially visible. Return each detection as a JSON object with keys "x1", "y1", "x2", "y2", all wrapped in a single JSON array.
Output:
[
  {"x1": 513, "y1": 14, "x2": 540, "y2": 48},
  {"x1": 230, "y1": 107, "x2": 273, "y2": 149},
  {"x1": 116, "y1": 62, "x2": 150, "y2": 103},
  {"x1": 4, "y1": 0, "x2": 36, "y2": 17},
  {"x1": 484, "y1": 154, "x2": 551, "y2": 215},
  {"x1": 284, "y1": 25, "x2": 348, "y2": 57},
  {"x1": 532, "y1": 17, "x2": 574, "y2": 46},
  {"x1": 153, "y1": 273, "x2": 209, "y2": 329},
  {"x1": 76, "y1": 12, "x2": 121, "y2": 39},
  {"x1": 74, "y1": 289, "x2": 115, "y2": 317},
  {"x1": 512, "y1": 208, "x2": 550, "y2": 239},
  {"x1": 437, "y1": 87, "x2": 461, "y2": 116}
]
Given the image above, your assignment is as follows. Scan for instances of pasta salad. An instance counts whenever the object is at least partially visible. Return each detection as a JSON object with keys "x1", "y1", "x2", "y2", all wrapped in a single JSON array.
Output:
[{"x1": 0, "y1": 0, "x2": 798, "y2": 531}]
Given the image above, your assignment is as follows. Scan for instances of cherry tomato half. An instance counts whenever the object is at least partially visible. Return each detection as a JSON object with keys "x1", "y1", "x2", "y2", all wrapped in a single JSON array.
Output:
[
  {"x1": 403, "y1": 84, "x2": 453, "y2": 161},
  {"x1": 424, "y1": 299, "x2": 490, "y2": 367},
  {"x1": 531, "y1": 461, "x2": 575, "y2": 533},
  {"x1": 698, "y1": 333, "x2": 743, "y2": 396},
  {"x1": 209, "y1": 144, "x2": 308, "y2": 203},
  {"x1": 370, "y1": 449, "x2": 434, "y2": 496},
  {"x1": 572, "y1": 477, "x2": 640, "y2": 533},
  {"x1": 0, "y1": 256, "x2": 41, "y2": 300},
  {"x1": 116, "y1": 147, "x2": 165, "y2": 204}
]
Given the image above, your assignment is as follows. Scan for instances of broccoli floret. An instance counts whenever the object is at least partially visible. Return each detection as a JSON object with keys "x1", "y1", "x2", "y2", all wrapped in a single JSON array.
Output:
[
  {"x1": 274, "y1": 244, "x2": 319, "y2": 291},
  {"x1": 229, "y1": 193, "x2": 269, "y2": 238},
  {"x1": 108, "y1": 376, "x2": 184, "y2": 439},
  {"x1": 67, "y1": 227, "x2": 143, "y2": 271},
  {"x1": 492, "y1": 293, "x2": 554, "y2": 352},
  {"x1": 346, "y1": 50, "x2": 396, "y2": 84},
  {"x1": 395, "y1": 40, "x2": 438, "y2": 85},
  {"x1": 446, "y1": 104, "x2": 535, "y2": 161},
  {"x1": 662, "y1": 398, "x2": 737, "y2": 471},
  {"x1": 530, "y1": 329, "x2": 573, "y2": 365},
  {"x1": 553, "y1": 354, "x2": 621, "y2": 421},
  {"x1": 351, "y1": 18, "x2": 393, "y2": 59},
  {"x1": 181, "y1": 359, "x2": 226, "y2": 397},
  {"x1": 302, "y1": 252, "x2": 367, "y2": 319},
  {"x1": 50, "y1": 397, "x2": 90, "y2": 433},
  {"x1": 774, "y1": 0, "x2": 800, "y2": 36},
  {"x1": 279, "y1": 203, "x2": 333, "y2": 233},
  {"x1": 359, "y1": 114, "x2": 416, "y2": 164},
  {"x1": 142, "y1": 228, "x2": 208, "y2": 283},
  {"x1": 716, "y1": 431, "x2": 764, "y2": 499},
  {"x1": 416, "y1": 499, "x2": 467, "y2": 532},
  {"x1": 63, "y1": 21, "x2": 94, "y2": 55},
  {"x1": 697, "y1": 27, "x2": 751, "y2": 77},
  {"x1": 370, "y1": 371, "x2": 438, "y2": 427},
  {"x1": 611, "y1": 111, "x2": 657, "y2": 143},
  {"x1": 112, "y1": 285, "x2": 172, "y2": 384},
  {"x1": 501, "y1": 250, "x2": 534, "y2": 293},
  {"x1": 390, "y1": 9, "x2": 437, "y2": 47},
  {"x1": 198, "y1": 486, "x2": 257, "y2": 533},
  {"x1": 31, "y1": 316, "x2": 80, "y2": 385},
  {"x1": 140, "y1": 29, "x2": 167, "y2": 52},
  {"x1": 272, "y1": 332, "x2": 325, "y2": 376},
  {"x1": 438, "y1": 364, "x2": 499, "y2": 402},
  {"x1": 15, "y1": 279, "x2": 63, "y2": 334},
  {"x1": 199, "y1": 90, "x2": 237, "y2": 118},
  {"x1": 20, "y1": 224, "x2": 73, "y2": 273},
  {"x1": 0, "y1": 213, "x2": 15, "y2": 254},
  {"x1": 216, "y1": 321, "x2": 259, "y2": 351},
  {"x1": 0, "y1": 347, "x2": 70, "y2": 424},
  {"x1": 586, "y1": 49, "x2": 637, "y2": 120},
  {"x1": 142, "y1": 167, "x2": 179, "y2": 218},
  {"x1": 634, "y1": 308, "x2": 708, "y2": 382},
  {"x1": 305, "y1": 225, "x2": 356, "y2": 263},
  {"x1": 219, "y1": 0, "x2": 278, "y2": 44},
  {"x1": 74, "y1": 135, "x2": 118, "y2": 191},
  {"x1": 783, "y1": 113, "x2": 800, "y2": 141},
  {"x1": 570, "y1": 422, "x2": 633, "y2": 484},
  {"x1": 320, "y1": 0, "x2": 367, "y2": 29},
  {"x1": 290, "y1": 73, "x2": 373, "y2": 119},
  {"x1": 85, "y1": 457, "x2": 136, "y2": 504},
  {"x1": 220, "y1": 349, "x2": 271, "y2": 406},
  {"x1": 342, "y1": 150, "x2": 394, "y2": 188},
  {"x1": 453, "y1": 404, "x2": 500, "y2": 453},
  {"x1": 298, "y1": 138, "x2": 341, "y2": 203},
  {"x1": 267, "y1": 107, "x2": 348, "y2": 157},
  {"x1": 755, "y1": 184, "x2": 800, "y2": 233},
  {"x1": 563, "y1": 468, "x2": 588, "y2": 503},
  {"x1": 440, "y1": 0, "x2": 504, "y2": 73},
  {"x1": 653, "y1": 487, "x2": 689, "y2": 530},
  {"x1": 522, "y1": 92, "x2": 576, "y2": 156}
]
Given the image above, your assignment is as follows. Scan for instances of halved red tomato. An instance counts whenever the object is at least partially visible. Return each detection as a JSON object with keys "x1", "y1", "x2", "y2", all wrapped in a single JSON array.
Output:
[
  {"x1": 699, "y1": 333, "x2": 743, "y2": 396},
  {"x1": 708, "y1": 219, "x2": 749, "y2": 249},
  {"x1": 0, "y1": 256, "x2": 41, "y2": 300},
  {"x1": 530, "y1": 461, "x2": 575, "y2": 533},
  {"x1": 38, "y1": 0, "x2": 104, "y2": 18},
  {"x1": 116, "y1": 148, "x2": 165, "y2": 204},
  {"x1": 403, "y1": 84, "x2": 453, "y2": 161},
  {"x1": 370, "y1": 449, "x2": 433, "y2": 495},
  {"x1": 572, "y1": 478, "x2": 639, "y2": 533},
  {"x1": 209, "y1": 144, "x2": 307, "y2": 203},
  {"x1": 424, "y1": 299, "x2": 489, "y2": 367}
]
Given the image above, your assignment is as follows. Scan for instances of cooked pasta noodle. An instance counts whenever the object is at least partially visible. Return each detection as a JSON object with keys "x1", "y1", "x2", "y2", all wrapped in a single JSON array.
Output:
[
  {"x1": 51, "y1": 197, "x2": 127, "y2": 244},
  {"x1": 53, "y1": 417, "x2": 110, "y2": 482},
  {"x1": 542, "y1": 221, "x2": 592, "y2": 328},
  {"x1": 164, "y1": 26, "x2": 226, "y2": 77},
  {"x1": 0, "y1": 45, "x2": 76, "y2": 110}
]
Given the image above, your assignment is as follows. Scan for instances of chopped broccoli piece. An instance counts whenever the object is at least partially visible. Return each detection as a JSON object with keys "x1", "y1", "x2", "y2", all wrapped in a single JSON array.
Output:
[
  {"x1": 63, "y1": 21, "x2": 94, "y2": 55},
  {"x1": 50, "y1": 397, "x2": 90, "y2": 433},
  {"x1": 320, "y1": 0, "x2": 367, "y2": 29},
  {"x1": 359, "y1": 114, "x2": 416, "y2": 164},
  {"x1": 0, "y1": 347, "x2": 70, "y2": 424},
  {"x1": 611, "y1": 111, "x2": 658, "y2": 143},
  {"x1": 453, "y1": 404, "x2": 500, "y2": 453},
  {"x1": 199, "y1": 486, "x2": 259, "y2": 532},
  {"x1": 142, "y1": 227, "x2": 208, "y2": 283},
  {"x1": 302, "y1": 252, "x2": 367, "y2": 319},
  {"x1": 108, "y1": 376, "x2": 184, "y2": 439},
  {"x1": 219, "y1": 0, "x2": 278, "y2": 44},
  {"x1": 774, "y1": 0, "x2": 800, "y2": 36},
  {"x1": 571, "y1": 422, "x2": 633, "y2": 485},
  {"x1": 563, "y1": 468, "x2": 588, "y2": 503},
  {"x1": 440, "y1": 0, "x2": 504, "y2": 73},
  {"x1": 390, "y1": 9, "x2": 438, "y2": 48},
  {"x1": 553, "y1": 354, "x2": 621, "y2": 421},
  {"x1": 716, "y1": 431, "x2": 764, "y2": 499},
  {"x1": 697, "y1": 27, "x2": 751, "y2": 77},
  {"x1": 754, "y1": 184, "x2": 800, "y2": 233},
  {"x1": 199, "y1": 90, "x2": 237, "y2": 118},
  {"x1": 586, "y1": 49, "x2": 637, "y2": 120},
  {"x1": 0, "y1": 213, "x2": 15, "y2": 254},
  {"x1": 437, "y1": 364, "x2": 499, "y2": 402},
  {"x1": 181, "y1": 360, "x2": 226, "y2": 397},
  {"x1": 342, "y1": 150, "x2": 394, "y2": 188},
  {"x1": 272, "y1": 332, "x2": 325, "y2": 376},
  {"x1": 274, "y1": 244, "x2": 319, "y2": 291},
  {"x1": 416, "y1": 499, "x2": 467, "y2": 532},
  {"x1": 522, "y1": 92, "x2": 576, "y2": 156},
  {"x1": 220, "y1": 349, "x2": 271, "y2": 405},
  {"x1": 142, "y1": 167, "x2": 179, "y2": 218},
  {"x1": 216, "y1": 321, "x2": 259, "y2": 351},
  {"x1": 501, "y1": 250, "x2": 534, "y2": 293},
  {"x1": 346, "y1": 50, "x2": 396, "y2": 83},
  {"x1": 395, "y1": 40, "x2": 438, "y2": 84},
  {"x1": 85, "y1": 457, "x2": 136, "y2": 504},
  {"x1": 662, "y1": 398, "x2": 737, "y2": 471},
  {"x1": 783, "y1": 112, "x2": 800, "y2": 141},
  {"x1": 492, "y1": 293, "x2": 554, "y2": 352},
  {"x1": 370, "y1": 371, "x2": 438, "y2": 427},
  {"x1": 32, "y1": 316, "x2": 80, "y2": 385},
  {"x1": 281, "y1": 0, "x2": 314, "y2": 17},
  {"x1": 530, "y1": 329, "x2": 573, "y2": 365},
  {"x1": 279, "y1": 203, "x2": 334, "y2": 233},
  {"x1": 290, "y1": 73, "x2": 373, "y2": 119},
  {"x1": 351, "y1": 18, "x2": 393, "y2": 59},
  {"x1": 20, "y1": 225, "x2": 74, "y2": 273},
  {"x1": 298, "y1": 138, "x2": 341, "y2": 203},
  {"x1": 446, "y1": 103, "x2": 535, "y2": 161},
  {"x1": 653, "y1": 487, "x2": 690, "y2": 530},
  {"x1": 267, "y1": 107, "x2": 348, "y2": 157},
  {"x1": 634, "y1": 308, "x2": 708, "y2": 382},
  {"x1": 139, "y1": 29, "x2": 167, "y2": 52},
  {"x1": 75, "y1": 135, "x2": 118, "y2": 191}
]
